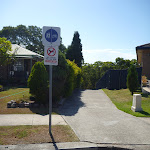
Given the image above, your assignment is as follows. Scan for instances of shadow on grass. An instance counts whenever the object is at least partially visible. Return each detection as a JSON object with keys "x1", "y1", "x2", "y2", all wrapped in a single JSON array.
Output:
[
  {"x1": 3, "y1": 85, "x2": 28, "y2": 91},
  {"x1": 141, "y1": 93, "x2": 149, "y2": 98},
  {"x1": 139, "y1": 111, "x2": 150, "y2": 116},
  {"x1": 3, "y1": 86, "x2": 18, "y2": 91}
]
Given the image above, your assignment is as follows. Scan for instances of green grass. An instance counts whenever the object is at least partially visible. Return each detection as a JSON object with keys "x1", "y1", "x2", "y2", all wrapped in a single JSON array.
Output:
[
  {"x1": 103, "y1": 88, "x2": 150, "y2": 117},
  {"x1": 0, "y1": 87, "x2": 32, "y2": 114},
  {"x1": 0, "y1": 87, "x2": 58, "y2": 114},
  {"x1": 0, "y1": 125, "x2": 79, "y2": 145},
  {"x1": 16, "y1": 130, "x2": 28, "y2": 139}
]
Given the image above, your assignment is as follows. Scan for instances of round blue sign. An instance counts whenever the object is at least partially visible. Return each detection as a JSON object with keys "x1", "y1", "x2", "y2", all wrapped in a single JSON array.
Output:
[{"x1": 45, "y1": 29, "x2": 58, "y2": 43}]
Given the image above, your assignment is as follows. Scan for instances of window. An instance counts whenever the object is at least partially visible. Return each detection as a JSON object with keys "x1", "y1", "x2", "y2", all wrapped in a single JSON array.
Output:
[{"x1": 14, "y1": 59, "x2": 24, "y2": 71}]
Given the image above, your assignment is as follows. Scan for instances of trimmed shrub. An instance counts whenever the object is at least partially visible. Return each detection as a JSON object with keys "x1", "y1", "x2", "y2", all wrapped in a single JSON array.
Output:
[
  {"x1": 27, "y1": 61, "x2": 48, "y2": 104},
  {"x1": 127, "y1": 65, "x2": 139, "y2": 95}
]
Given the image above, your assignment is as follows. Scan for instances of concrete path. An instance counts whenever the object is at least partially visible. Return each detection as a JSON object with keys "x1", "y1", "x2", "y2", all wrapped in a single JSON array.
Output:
[
  {"x1": 0, "y1": 114, "x2": 67, "y2": 126},
  {"x1": 142, "y1": 87, "x2": 150, "y2": 94},
  {"x1": 59, "y1": 90, "x2": 150, "y2": 145}
]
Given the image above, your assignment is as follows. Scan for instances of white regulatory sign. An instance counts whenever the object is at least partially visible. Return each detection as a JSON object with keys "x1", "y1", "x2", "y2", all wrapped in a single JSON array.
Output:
[
  {"x1": 42, "y1": 26, "x2": 60, "y2": 46},
  {"x1": 44, "y1": 46, "x2": 58, "y2": 66}
]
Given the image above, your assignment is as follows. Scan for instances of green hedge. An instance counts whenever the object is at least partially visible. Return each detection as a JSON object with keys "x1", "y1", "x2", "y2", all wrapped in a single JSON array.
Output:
[
  {"x1": 64, "y1": 60, "x2": 82, "y2": 97},
  {"x1": 52, "y1": 50, "x2": 69, "y2": 101}
]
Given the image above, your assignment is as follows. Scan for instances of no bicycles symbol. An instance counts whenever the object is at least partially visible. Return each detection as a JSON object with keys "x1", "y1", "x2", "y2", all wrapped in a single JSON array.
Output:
[
  {"x1": 44, "y1": 46, "x2": 58, "y2": 65},
  {"x1": 47, "y1": 47, "x2": 56, "y2": 56}
]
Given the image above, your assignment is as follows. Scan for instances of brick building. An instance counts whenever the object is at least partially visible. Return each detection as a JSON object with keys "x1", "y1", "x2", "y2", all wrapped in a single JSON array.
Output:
[
  {"x1": 0, "y1": 44, "x2": 44, "y2": 84},
  {"x1": 136, "y1": 43, "x2": 150, "y2": 79}
]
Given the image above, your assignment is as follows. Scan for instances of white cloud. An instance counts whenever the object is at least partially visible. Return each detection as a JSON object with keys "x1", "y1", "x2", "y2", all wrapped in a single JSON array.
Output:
[{"x1": 82, "y1": 49, "x2": 137, "y2": 64}]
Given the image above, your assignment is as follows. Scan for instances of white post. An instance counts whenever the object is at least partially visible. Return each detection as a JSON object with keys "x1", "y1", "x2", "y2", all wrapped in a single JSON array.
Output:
[{"x1": 131, "y1": 94, "x2": 143, "y2": 112}]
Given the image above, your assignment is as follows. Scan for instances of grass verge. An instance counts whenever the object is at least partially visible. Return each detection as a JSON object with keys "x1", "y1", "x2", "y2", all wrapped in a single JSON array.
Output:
[
  {"x1": 103, "y1": 88, "x2": 150, "y2": 117},
  {"x1": 0, "y1": 125, "x2": 79, "y2": 145}
]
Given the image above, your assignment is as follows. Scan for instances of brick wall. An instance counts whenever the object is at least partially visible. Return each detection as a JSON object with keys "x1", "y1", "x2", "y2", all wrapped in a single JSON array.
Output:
[
  {"x1": 0, "y1": 65, "x2": 8, "y2": 81},
  {"x1": 142, "y1": 49, "x2": 150, "y2": 79}
]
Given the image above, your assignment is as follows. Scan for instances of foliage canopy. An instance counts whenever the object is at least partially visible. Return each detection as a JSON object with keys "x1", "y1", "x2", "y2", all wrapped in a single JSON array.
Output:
[
  {"x1": 0, "y1": 25, "x2": 44, "y2": 54},
  {"x1": 0, "y1": 37, "x2": 12, "y2": 65},
  {"x1": 0, "y1": 25, "x2": 67, "y2": 56}
]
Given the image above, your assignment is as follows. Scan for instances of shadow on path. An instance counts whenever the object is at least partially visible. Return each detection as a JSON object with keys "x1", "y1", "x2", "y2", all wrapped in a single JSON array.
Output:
[
  {"x1": 50, "y1": 132, "x2": 59, "y2": 150},
  {"x1": 58, "y1": 89, "x2": 85, "y2": 116},
  {"x1": 29, "y1": 106, "x2": 49, "y2": 116}
]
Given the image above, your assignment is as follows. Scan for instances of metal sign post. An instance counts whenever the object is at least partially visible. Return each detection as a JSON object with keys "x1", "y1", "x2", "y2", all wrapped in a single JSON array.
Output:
[
  {"x1": 42, "y1": 26, "x2": 60, "y2": 135},
  {"x1": 49, "y1": 65, "x2": 52, "y2": 133}
]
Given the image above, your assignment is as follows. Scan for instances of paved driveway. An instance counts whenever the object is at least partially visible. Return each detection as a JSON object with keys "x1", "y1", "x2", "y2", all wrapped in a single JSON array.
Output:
[{"x1": 59, "y1": 89, "x2": 150, "y2": 144}]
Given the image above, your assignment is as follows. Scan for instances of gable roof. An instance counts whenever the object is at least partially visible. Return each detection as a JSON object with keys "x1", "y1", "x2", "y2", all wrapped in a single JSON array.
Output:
[
  {"x1": 10, "y1": 44, "x2": 44, "y2": 59},
  {"x1": 136, "y1": 43, "x2": 150, "y2": 50}
]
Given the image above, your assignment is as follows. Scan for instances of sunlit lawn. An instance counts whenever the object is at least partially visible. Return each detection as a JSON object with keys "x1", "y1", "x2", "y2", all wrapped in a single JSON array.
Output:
[
  {"x1": 0, "y1": 87, "x2": 58, "y2": 114},
  {"x1": 0, "y1": 87, "x2": 33, "y2": 114},
  {"x1": 103, "y1": 88, "x2": 150, "y2": 117}
]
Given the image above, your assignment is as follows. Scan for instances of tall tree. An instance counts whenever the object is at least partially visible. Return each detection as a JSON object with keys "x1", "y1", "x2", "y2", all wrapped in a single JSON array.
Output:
[
  {"x1": 0, "y1": 25, "x2": 44, "y2": 54},
  {"x1": 66, "y1": 31, "x2": 83, "y2": 67},
  {"x1": 27, "y1": 26, "x2": 44, "y2": 54},
  {"x1": 59, "y1": 38, "x2": 67, "y2": 54},
  {"x1": 0, "y1": 37, "x2": 12, "y2": 65}
]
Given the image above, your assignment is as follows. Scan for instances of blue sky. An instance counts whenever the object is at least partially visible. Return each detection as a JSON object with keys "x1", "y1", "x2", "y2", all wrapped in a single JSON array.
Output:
[{"x1": 0, "y1": 0, "x2": 150, "y2": 63}]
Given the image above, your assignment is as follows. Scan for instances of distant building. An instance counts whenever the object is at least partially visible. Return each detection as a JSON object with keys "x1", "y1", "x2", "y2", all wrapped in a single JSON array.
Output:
[
  {"x1": 0, "y1": 44, "x2": 44, "y2": 84},
  {"x1": 136, "y1": 43, "x2": 150, "y2": 79}
]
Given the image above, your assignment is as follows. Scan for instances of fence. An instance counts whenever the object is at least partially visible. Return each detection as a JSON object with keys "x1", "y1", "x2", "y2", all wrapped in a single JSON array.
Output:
[{"x1": 96, "y1": 67, "x2": 142, "y2": 90}]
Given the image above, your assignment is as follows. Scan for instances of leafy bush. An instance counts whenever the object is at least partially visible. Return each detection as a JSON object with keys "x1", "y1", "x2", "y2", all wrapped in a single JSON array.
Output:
[
  {"x1": 0, "y1": 85, "x2": 3, "y2": 92},
  {"x1": 27, "y1": 51, "x2": 82, "y2": 104},
  {"x1": 64, "y1": 60, "x2": 82, "y2": 97},
  {"x1": 52, "y1": 50, "x2": 69, "y2": 101},
  {"x1": 27, "y1": 61, "x2": 48, "y2": 104},
  {"x1": 127, "y1": 65, "x2": 139, "y2": 95},
  {"x1": 0, "y1": 37, "x2": 12, "y2": 65},
  {"x1": 63, "y1": 60, "x2": 75, "y2": 97},
  {"x1": 69, "y1": 60, "x2": 82, "y2": 89}
]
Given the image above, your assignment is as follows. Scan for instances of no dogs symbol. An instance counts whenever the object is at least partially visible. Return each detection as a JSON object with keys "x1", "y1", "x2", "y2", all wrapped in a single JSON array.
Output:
[{"x1": 47, "y1": 47, "x2": 56, "y2": 56}]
